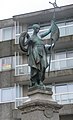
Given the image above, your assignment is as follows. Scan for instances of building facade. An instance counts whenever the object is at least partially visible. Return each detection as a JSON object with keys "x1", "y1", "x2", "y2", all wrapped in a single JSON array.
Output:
[{"x1": 0, "y1": 4, "x2": 73, "y2": 120}]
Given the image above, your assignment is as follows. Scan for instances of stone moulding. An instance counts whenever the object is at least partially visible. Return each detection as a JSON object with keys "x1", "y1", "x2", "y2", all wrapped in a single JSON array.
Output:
[
  {"x1": 17, "y1": 87, "x2": 62, "y2": 119},
  {"x1": 18, "y1": 99, "x2": 62, "y2": 115}
]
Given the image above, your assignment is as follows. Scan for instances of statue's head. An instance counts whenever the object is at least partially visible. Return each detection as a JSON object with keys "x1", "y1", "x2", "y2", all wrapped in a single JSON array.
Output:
[{"x1": 32, "y1": 24, "x2": 40, "y2": 33}]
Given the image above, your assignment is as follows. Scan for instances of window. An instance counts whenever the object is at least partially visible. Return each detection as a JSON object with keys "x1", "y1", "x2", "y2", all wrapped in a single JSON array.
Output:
[
  {"x1": 15, "y1": 84, "x2": 23, "y2": 108},
  {"x1": 54, "y1": 52, "x2": 66, "y2": 70},
  {"x1": 0, "y1": 85, "x2": 23, "y2": 104},
  {"x1": 58, "y1": 21, "x2": 73, "y2": 37},
  {"x1": 55, "y1": 84, "x2": 67, "y2": 93},
  {"x1": 58, "y1": 23, "x2": 65, "y2": 37},
  {"x1": 53, "y1": 83, "x2": 73, "y2": 104},
  {"x1": 15, "y1": 21, "x2": 25, "y2": 44},
  {"x1": 0, "y1": 89, "x2": 1, "y2": 102},
  {"x1": 0, "y1": 84, "x2": 24, "y2": 104},
  {"x1": 0, "y1": 87, "x2": 15, "y2": 103},
  {"x1": 68, "y1": 84, "x2": 73, "y2": 102},
  {"x1": 0, "y1": 56, "x2": 15, "y2": 71},
  {"x1": 65, "y1": 21, "x2": 73, "y2": 36},
  {"x1": 3, "y1": 27, "x2": 15, "y2": 41},
  {"x1": 12, "y1": 56, "x2": 15, "y2": 69},
  {"x1": 51, "y1": 50, "x2": 73, "y2": 71},
  {"x1": 0, "y1": 29, "x2": 2, "y2": 42},
  {"x1": 0, "y1": 26, "x2": 15, "y2": 41},
  {"x1": 0, "y1": 59, "x2": 2, "y2": 71},
  {"x1": 66, "y1": 51, "x2": 73, "y2": 68},
  {"x1": 16, "y1": 85, "x2": 22, "y2": 98},
  {"x1": 16, "y1": 56, "x2": 23, "y2": 65},
  {"x1": 15, "y1": 64, "x2": 30, "y2": 76},
  {"x1": 67, "y1": 51, "x2": 73, "y2": 58},
  {"x1": 2, "y1": 57, "x2": 12, "y2": 70},
  {"x1": 55, "y1": 84, "x2": 68, "y2": 103}
]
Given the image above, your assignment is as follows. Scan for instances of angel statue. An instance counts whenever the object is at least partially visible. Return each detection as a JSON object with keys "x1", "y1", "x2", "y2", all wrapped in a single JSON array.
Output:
[{"x1": 19, "y1": 20, "x2": 59, "y2": 87}]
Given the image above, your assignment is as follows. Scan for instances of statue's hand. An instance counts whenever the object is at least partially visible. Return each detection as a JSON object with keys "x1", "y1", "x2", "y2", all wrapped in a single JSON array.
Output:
[
  {"x1": 20, "y1": 31, "x2": 27, "y2": 37},
  {"x1": 25, "y1": 33, "x2": 30, "y2": 39},
  {"x1": 45, "y1": 44, "x2": 51, "y2": 50},
  {"x1": 45, "y1": 43, "x2": 55, "y2": 52},
  {"x1": 52, "y1": 43, "x2": 55, "y2": 48}
]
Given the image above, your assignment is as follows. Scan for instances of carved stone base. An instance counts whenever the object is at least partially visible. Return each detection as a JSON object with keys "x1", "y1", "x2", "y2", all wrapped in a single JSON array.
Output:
[{"x1": 18, "y1": 87, "x2": 62, "y2": 120}]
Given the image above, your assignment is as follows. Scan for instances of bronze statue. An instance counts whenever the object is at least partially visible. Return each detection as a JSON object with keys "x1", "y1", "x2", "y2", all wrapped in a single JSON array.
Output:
[
  {"x1": 19, "y1": 1, "x2": 59, "y2": 87},
  {"x1": 19, "y1": 21, "x2": 59, "y2": 87}
]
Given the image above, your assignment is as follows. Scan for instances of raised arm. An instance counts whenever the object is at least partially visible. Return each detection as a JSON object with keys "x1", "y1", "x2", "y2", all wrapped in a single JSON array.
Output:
[{"x1": 40, "y1": 27, "x2": 51, "y2": 38}]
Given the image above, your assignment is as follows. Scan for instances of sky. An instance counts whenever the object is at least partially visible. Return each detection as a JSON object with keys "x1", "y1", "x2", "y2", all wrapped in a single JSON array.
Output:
[{"x1": 0, "y1": 0, "x2": 73, "y2": 20}]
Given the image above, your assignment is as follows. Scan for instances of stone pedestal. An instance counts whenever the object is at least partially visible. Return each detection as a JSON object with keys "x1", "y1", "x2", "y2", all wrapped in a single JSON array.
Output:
[{"x1": 18, "y1": 86, "x2": 62, "y2": 120}]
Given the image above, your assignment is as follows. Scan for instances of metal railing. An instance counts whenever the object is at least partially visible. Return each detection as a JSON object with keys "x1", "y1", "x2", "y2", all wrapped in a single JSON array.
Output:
[
  {"x1": 15, "y1": 23, "x2": 73, "y2": 44},
  {"x1": 15, "y1": 64, "x2": 30, "y2": 76},
  {"x1": 53, "y1": 92, "x2": 73, "y2": 104},
  {"x1": 50, "y1": 57, "x2": 73, "y2": 71},
  {"x1": 15, "y1": 96, "x2": 31, "y2": 108},
  {"x1": 15, "y1": 57, "x2": 73, "y2": 76},
  {"x1": 15, "y1": 92, "x2": 73, "y2": 108}
]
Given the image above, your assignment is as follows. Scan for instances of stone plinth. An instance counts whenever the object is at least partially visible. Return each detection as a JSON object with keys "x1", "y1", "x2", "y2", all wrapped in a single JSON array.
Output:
[
  {"x1": 18, "y1": 86, "x2": 62, "y2": 120},
  {"x1": 28, "y1": 86, "x2": 53, "y2": 101}
]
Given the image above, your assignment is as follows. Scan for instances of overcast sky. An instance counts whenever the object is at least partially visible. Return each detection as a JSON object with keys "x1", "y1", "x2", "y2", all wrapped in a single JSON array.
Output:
[{"x1": 0, "y1": 0, "x2": 73, "y2": 20}]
